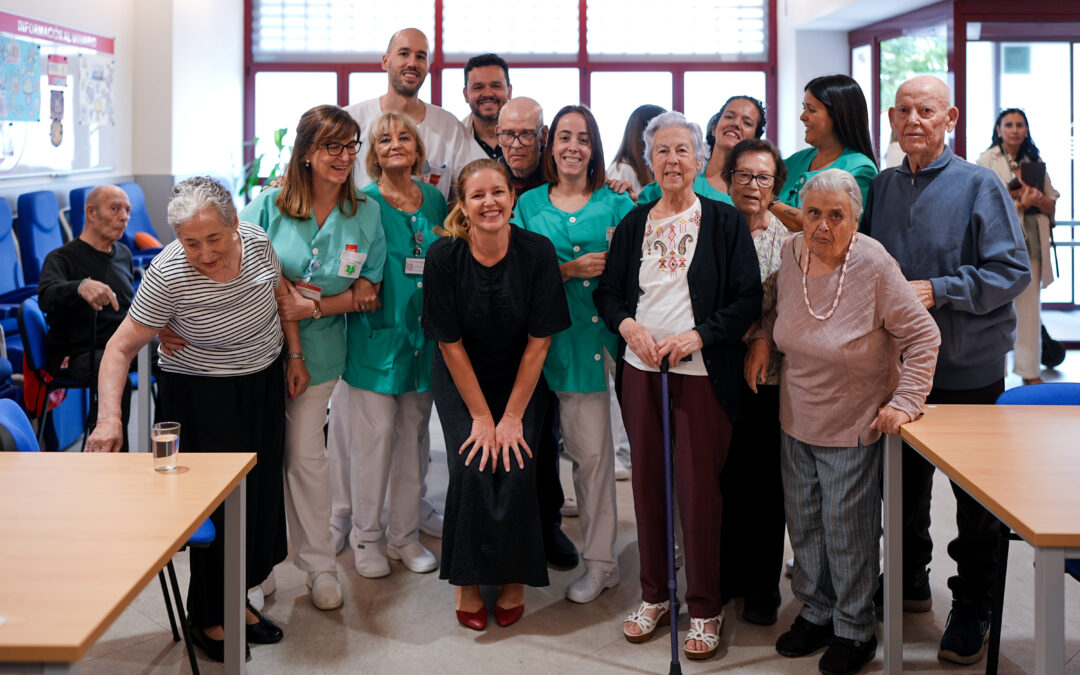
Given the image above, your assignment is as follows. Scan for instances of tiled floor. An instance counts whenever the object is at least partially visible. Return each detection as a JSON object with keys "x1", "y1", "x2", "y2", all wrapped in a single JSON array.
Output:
[{"x1": 51, "y1": 349, "x2": 1080, "y2": 673}]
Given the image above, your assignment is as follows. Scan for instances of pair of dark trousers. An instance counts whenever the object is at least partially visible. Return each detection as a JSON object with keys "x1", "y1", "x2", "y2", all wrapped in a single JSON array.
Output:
[
  {"x1": 901, "y1": 378, "x2": 1004, "y2": 611},
  {"x1": 535, "y1": 389, "x2": 565, "y2": 536},
  {"x1": 621, "y1": 365, "x2": 732, "y2": 618}
]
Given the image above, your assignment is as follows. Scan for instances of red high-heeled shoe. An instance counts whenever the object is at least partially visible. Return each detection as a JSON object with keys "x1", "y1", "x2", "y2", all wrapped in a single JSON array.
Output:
[
  {"x1": 494, "y1": 603, "x2": 524, "y2": 627},
  {"x1": 456, "y1": 606, "x2": 487, "y2": 631}
]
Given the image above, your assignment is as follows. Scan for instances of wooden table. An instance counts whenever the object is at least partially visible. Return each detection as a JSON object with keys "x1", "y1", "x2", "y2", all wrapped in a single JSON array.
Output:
[
  {"x1": 0, "y1": 452, "x2": 255, "y2": 674},
  {"x1": 883, "y1": 404, "x2": 1080, "y2": 674}
]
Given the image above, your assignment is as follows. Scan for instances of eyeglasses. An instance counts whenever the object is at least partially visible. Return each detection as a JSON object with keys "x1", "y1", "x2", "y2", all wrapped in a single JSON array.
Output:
[
  {"x1": 322, "y1": 141, "x2": 362, "y2": 156},
  {"x1": 496, "y1": 131, "x2": 540, "y2": 146},
  {"x1": 730, "y1": 169, "x2": 776, "y2": 189}
]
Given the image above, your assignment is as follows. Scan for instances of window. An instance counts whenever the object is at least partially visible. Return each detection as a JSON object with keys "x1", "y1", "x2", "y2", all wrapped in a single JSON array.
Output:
[{"x1": 587, "y1": 0, "x2": 767, "y2": 59}]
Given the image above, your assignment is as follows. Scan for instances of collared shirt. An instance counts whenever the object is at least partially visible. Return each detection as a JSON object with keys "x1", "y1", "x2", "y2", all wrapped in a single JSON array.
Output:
[
  {"x1": 513, "y1": 185, "x2": 635, "y2": 392},
  {"x1": 239, "y1": 187, "x2": 386, "y2": 386},
  {"x1": 500, "y1": 155, "x2": 546, "y2": 198},
  {"x1": 637, "y1": 175, "x2": 733, "y2": 206},
  {"x1": 779, "y1": 146, "x2": 878, "y2": 211},
  {"x1": 461, "y1": 113, "x2": 503, "y2": 160}
]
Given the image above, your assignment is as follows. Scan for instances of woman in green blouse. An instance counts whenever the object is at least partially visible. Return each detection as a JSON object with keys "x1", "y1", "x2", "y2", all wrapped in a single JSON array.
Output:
[
  {"x1": 326, "y1": 112, "x2": 448, "y2": 580},
  {"x1": 513, "y1": 105, "x2": 633, "y2": 604},
  {"x1": 240, "y1": 104, "x2": 386, "y2": 611},
  {"x1": 769, "y1": 74, "x2": 878, "y2": 232}
]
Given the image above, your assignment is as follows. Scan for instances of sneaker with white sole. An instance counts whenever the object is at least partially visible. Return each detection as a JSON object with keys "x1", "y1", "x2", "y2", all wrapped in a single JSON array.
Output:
[
  {"x1": 387, "y1": 540, "x2": 438, "y2": 574},
  {"x1": 353, "y1": 539, "x2": 391, "y2": 578},
  {"x1": 566, "y1": 566, "x2": 620, "y2": 603},
  {"x1": 614, "y1": 461, "x2": 630, "y2": 481},
  {"x1": 246, "y1": 571, "x2": 276, "y2": 612},
  {"x1": 560, "y1": 497, "x2": 579, "y2": 518},
  {"x1": 308, "y1": 570, "x2": 343, "y2": 611},
  {"x1": 419, "y1": 508, "x2": 444, "y2": 538}
]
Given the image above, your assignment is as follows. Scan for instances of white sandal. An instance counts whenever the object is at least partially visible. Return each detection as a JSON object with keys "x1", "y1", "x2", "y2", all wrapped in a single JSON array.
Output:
[
  {"x1": 622, "y1": 600, "x2": 670, "y2": 643},
  {"x1": 683, "y1": 609, "x2": 724, "y2": 660}
]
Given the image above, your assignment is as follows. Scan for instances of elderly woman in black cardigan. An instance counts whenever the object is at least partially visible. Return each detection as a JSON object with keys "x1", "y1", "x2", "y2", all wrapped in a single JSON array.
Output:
[{"x1": 594, "y1": 110, "x2": 761, "y2": 661}]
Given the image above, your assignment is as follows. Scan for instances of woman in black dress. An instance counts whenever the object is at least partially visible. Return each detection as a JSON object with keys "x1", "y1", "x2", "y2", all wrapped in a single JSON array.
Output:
[{"x1": 422, "y1": 158, "x2": 570, "y2": 630}]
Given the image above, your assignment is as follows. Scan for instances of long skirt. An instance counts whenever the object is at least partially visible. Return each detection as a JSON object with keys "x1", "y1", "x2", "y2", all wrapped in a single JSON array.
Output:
[{"x1": 158, "y1": 355, "x2": 287, "y2": 628}]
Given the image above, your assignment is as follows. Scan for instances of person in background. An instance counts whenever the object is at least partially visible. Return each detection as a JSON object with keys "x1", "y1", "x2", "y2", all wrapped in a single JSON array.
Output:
[
  {"x1": 423, "y1": 158, "x2": 571, "y2": 630},
  {"x1": 496, "y1": 96, "x2": 548, "y2": 195},
  {"x1": 976, "y1": 108, "x2": 1058, "y2": 385},
  {"x1": 770, "y1": 75, "x2": 877, "y2": 232},
  {"x1": 637, "y1": 95, "x2": 765, "y2": 204},
  {"x1": 606, "y1": 104, "x2": 667, "y2": 194},
  {"x1": 327, "y1": 111, "x2": 446, "y2": 579},
  {"x1": 460, "y1": 53, "x2": 511, "y2": 160},
  {"x1": 513, "y1": 104, "x2": 634, "y2": 603},
  {"x1": 240, "y1": 104, "x2": 385, "y2": 610}
]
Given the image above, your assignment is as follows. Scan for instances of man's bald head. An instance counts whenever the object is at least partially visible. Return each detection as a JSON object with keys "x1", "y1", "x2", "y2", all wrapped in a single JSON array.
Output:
[
  {"x1": 499, "y1": 97, "x2": 543, "y2": 130},
  {"x1": 895, "y1": 75, "x2": 951, "y2": 110},
  {"x1": 889, "y1": 75, "x2": 958, "y2": 172},
  {"x1": 83, "y1": 185, "x2": 130, "y2": 248},
  {"x1": 386, "y1": 27, "x2": 428, "y2": 54},
  {"x1": 497, "y1": 97, "x2": 546, "y2": 178},
  {"x1": 383, "y1": 28, "x2": 429, "y2": 98}
]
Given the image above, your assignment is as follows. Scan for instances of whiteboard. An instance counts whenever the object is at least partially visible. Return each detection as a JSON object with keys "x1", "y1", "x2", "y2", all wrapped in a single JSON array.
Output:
[{"x1": 0, "y1": 11, "x2": 116, "y2": 179}]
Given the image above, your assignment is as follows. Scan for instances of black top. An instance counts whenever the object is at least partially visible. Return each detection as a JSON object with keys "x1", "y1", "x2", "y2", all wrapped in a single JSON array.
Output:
[
  {"x1": 37, "y1": 238, "x2": 134, "y2": 366},
  {"x1": 422, "y1": 225, "x2": 570, "y2": 384},
  {"x1": 499, "y1": 156, "x2": 546, "y2": 198},
  {"x1": 593, "y1": 197, "x2": 763, "y2": 421},
  {"x1": 473, "y1": 128, "x2": 503, "y2": 161}
]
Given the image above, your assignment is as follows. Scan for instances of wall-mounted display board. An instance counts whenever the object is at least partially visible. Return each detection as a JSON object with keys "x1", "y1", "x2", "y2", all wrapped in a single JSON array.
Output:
[{"x1": 0, "y1": 11, "x2": 116, "y2": 179}]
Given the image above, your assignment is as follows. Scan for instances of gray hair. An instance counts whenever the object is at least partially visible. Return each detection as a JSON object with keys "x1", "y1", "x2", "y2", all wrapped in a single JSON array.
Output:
[
  {"x1": 799, "y1": 168, "x2": 864, "y2": 221},
  {"x1": 642, "y1": 111, "x2": 708, "y2": 176},
  {"x1": 166, "y1": 176, "x2": 237, "y2": 234}
]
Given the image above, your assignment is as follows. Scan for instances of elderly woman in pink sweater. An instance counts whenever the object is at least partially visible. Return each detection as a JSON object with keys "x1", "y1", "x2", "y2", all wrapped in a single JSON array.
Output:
[{"x1": 745, "y1": 168, "x2": 940, "y2": 675}]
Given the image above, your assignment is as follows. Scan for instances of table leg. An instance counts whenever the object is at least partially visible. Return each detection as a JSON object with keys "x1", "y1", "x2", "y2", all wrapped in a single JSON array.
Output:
[
  {"x1": 1034, "y1": 546, "x2": 1065, "y2": 675},
  {"x1": 137, "y1": 344, "x2": 150, "y2": 452},
  {"x1": 224, "y1": 477, "x2": 246, "y2": 675},
  {"x1": 883, "y1": 433, "x2": 903, "y2": 673}
]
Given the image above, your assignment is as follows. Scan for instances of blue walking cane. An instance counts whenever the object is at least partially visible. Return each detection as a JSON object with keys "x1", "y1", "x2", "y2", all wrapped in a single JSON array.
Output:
[{"x1": 660, "y1": 355, "x2": 681, "y2": 674}]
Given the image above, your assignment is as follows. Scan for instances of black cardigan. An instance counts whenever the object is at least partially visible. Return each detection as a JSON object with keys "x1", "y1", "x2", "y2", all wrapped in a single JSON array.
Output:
[{"x1": 593, "y1": 196, "x2": 762, "y2": 422}]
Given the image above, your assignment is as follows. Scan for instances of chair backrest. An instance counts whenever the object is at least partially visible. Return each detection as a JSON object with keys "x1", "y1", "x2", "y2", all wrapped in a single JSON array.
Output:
[
  {"x1": 995, "y1": 382, "x2": 1080, "y2": 406},
  {"x1": 17, "y1": 296, "x2": 47, "y2": 374},
  {"x1": 16, "y1": 191, "x2": 64, "y2": 284},
  {"x1": 0, "y1": 398, "x2": 38, "y2": 451},
  {"x1": 0, "y1": 198, "x2": 26, "y2": 295},
  {"x1": 116, "y1": 182, "x2": 159, "y2": 249},
  {"x1": 68, "y1": 186, "x2": 95, "y2": 238}
]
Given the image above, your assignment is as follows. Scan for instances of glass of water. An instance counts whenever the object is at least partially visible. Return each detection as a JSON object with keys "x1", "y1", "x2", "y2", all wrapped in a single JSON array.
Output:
[{"x1": 152, "y1": 421, "x2": 180, "y2": 472}]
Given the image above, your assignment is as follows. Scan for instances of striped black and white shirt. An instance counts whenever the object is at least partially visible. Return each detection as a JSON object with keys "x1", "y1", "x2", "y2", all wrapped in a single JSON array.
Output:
[{"x1": 129, "y1": 221, "x2": 283, "y2": 376}]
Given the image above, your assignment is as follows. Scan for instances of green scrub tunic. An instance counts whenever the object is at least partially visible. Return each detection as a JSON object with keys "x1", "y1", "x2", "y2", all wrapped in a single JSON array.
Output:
[
  {"x1": 637, "y1": 175, "x2": 733, "y2": 205},
  {"x1": 778, "y1": 146, "x2": 878, "y2": 211}
]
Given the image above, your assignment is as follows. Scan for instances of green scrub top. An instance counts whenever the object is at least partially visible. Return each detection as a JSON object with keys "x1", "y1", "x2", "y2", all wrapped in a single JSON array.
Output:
[
  {"x1": 512, "y1": 185, "x2": 634, "y2": 393},
  {"x1": 344, "y1": 181, "x2": 447, "y2": 394},
  {"x1": 778, "y1": 146, "x2": 878, "y2": 211},
  {"x1": 637, "y1": 175, "x2": 733, "y2": 205},
  {"x1": 240, "y1": 187, "x2": 386, "y2": 386}
]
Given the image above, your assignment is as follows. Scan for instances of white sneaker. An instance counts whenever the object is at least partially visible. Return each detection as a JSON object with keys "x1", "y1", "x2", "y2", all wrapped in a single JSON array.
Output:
[
  {"x1": 353, "y1": 539, "x2": 391, "y2": 578},
  {"x1": 614, "y1": 461, "x2": 630, "y2": 481},
  {"x1": 560, "y1": 497, "x2": 579, "y2": 518},
  {"x1": 419, "y1": 509, "x2": 444, "y2": 538},
  {"x1": 566, "y1": 566, "x2": 620, "y2": 603},
  {"x1": 331, "y1": 523, "x2": 349, "y2": 555},
  {"x1": 387, "y1": 540, "x2": 438, "y2": 574},
  {"x1": 246, "y1": 571, "x2": 276, "y2": 612},
  {"x1": 308, "y1": 570, "x2": 343, "y2": 611}
]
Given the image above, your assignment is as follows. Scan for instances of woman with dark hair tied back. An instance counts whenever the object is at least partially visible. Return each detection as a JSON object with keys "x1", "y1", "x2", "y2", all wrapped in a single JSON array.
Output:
[
  {"x1": 607, "y1": 104, "x2": 667, "y2": 194},
  {"x1": 423, "y1": 158, "x2": 570, "y2": 630},
  {"x1": 638, "y1": 95, "x2": 765, "y2": 204},
  {"x1": 770, "y1": 75, "x2": 878, "y2": 232},
  {"x1": 512, "y1": 104, "x2": 635, "y2": 604},
  {"x1": 976, "y1": 108, "x2": 1058, "y2": 385},
  {"x1": 241, "y1": 104, "x2": 386, "y2": 611}
]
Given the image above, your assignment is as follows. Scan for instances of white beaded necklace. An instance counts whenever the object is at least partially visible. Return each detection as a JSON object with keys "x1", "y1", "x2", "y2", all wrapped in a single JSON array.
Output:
[{"x1": 800, "y1": 232, "x2": 857, "y2": 321}]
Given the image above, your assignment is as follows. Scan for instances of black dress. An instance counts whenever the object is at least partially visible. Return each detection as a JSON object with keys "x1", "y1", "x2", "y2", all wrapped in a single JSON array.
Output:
[{"x1": 422, "y1": 225, "x2": 570, "y2": 586}]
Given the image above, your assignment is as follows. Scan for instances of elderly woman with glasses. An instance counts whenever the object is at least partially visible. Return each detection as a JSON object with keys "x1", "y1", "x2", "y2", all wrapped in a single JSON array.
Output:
[{"x1": 595, "y1": 111, "x2": 762, "y2": 661}]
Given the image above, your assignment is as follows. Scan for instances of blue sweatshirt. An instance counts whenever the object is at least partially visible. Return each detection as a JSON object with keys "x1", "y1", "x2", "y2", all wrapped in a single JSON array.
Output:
[{"x1": 860, "y1": 147, "x2": 1030, "y2": 390}]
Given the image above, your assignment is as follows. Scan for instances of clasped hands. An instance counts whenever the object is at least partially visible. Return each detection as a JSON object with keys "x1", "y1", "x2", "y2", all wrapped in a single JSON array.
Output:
[
  {"x1": 618, "y1": 318, "x2": 702, "y2": 369},
  {"x1": 460, "y1": 413, "x2": 532, "y2": 473}
]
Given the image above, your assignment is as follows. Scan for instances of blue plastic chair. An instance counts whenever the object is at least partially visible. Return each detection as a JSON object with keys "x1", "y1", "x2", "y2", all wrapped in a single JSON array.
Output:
[
  {"x1": 68, "y1": 186, "x2": 96, "y2": 238},
  {"x1": 0, "y1": 397, "x2": 38, "y2": 451},
  {"x1": 16, "y1": 191, "x2": 66, "y2": 285},
  {"x1": 988, "y1": 382, "x2": 1080, "y2": 672},
  {"x1": 0, "y1": 198, "x2": 34, "y2": 371},
  {"x1": 116, "y1": 182, "x2": 163, "y2": 268},
  {"x1": 159, "y1": 518, "x2": 215, "y2": 675}
]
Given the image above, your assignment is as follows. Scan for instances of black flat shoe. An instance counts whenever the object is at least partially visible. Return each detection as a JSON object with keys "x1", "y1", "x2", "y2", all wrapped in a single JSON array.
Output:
[
  {"x1": 246, "y1": 602, "x2": 284, "y2": 644},
  {"x1": 188, "y1": 621, "x2": 250, "y2": 662},
  {"x1": 743, "y1": 588, "x2": 782, "y2": 626}
]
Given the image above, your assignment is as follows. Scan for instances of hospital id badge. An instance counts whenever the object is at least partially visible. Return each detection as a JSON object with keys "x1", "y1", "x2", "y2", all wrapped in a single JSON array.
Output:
[
  {"x1": 338, "y1": 251, "x2": 366, "y2": 278},
  {"x1": 295, "y1": 280, "x2": 322, "y2": 301},
  {"x1": 404, "y1": 257, "x2": 425, "y2": 275},
  {"x1": 606, "y1": 226, "x2": 616, "y2": 246}
]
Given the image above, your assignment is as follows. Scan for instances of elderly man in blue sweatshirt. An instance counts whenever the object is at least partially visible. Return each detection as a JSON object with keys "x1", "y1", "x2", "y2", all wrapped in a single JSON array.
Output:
[{"x1": 860, "y1": 75, "x2": 1030, "y2": 667}]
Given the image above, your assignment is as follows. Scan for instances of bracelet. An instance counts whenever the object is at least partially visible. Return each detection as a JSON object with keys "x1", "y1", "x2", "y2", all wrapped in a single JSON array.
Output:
[
  {"x1": 286, "y1": 352, "x2": 305, "y2": 361},
  {"x1": 77, "y1": 277, "x2": 91, "y2": 292}
]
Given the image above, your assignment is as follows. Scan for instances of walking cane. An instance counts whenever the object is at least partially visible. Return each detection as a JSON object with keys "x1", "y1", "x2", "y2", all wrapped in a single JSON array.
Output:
[{"x1": 660, "y1": 355, "x2": 681, "y2": 674}]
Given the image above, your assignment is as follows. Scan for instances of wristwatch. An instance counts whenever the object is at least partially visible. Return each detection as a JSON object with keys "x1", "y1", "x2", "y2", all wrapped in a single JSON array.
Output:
[
  {"x1": 311, "y1": 299, "x2": 323, "y2": 320},
  {"x1": 286, "y1": 352, "x2": 305, "y2": 361}
]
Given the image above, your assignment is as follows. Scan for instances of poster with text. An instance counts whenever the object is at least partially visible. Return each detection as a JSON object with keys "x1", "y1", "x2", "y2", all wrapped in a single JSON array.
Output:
[
  {"x1": 0, "y1": 37, "x2": 41, "y2": 122},
  {"x1": 78, "y1": 53, "x2": 114, "y2": 125}
]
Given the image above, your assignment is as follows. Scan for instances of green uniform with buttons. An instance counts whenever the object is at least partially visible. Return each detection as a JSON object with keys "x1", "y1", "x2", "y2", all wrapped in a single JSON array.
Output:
[
  {"x1": 778, "y1": 146, "x2": 878, "y2": 211},
  {"x1": 240, "y1": 187, "x2": 385, "y2": 386},
  {"x1": 344, "y1": 181, "x2": 447, "y2": 394},
  {"x1": 637, "y1": 175, "x2": 733, "y2": 205},
  {"x1": 513, "y1": 185, "x2": 635, "y2": 393}
]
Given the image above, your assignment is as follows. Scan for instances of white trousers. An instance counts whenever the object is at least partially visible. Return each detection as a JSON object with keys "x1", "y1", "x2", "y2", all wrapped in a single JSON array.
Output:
[
  {"x1": 1013, "y1": 255, "x2": 1042, "y2": 380},
  {"x1": 283, "y1": 378, "x2": 338, "y2": 574},
  {"x1": 556, "y1": 387, "x2": 619, "y2": 571},
  {"x1": 328, "y1": 381, "x2": 433, "y2": 546},
  {"x1": 607, "y1": 366, "x2": 631, "y2": 463}
]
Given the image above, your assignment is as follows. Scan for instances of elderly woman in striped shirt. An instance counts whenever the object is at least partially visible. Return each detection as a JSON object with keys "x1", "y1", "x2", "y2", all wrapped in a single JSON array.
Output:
[
  {"x1": 744, "y1": 168, "x2": 939, "y2": 675},
  {"x1": 87, "y1": 176, "x2": 300, "y2": 662}
]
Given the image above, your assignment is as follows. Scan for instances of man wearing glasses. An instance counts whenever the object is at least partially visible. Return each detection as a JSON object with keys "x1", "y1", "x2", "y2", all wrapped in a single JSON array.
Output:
[
  {"x1": 346, "y1": 27, "x2": 485, "y2": 204},
  {"x1": 461, "y1": 53, "x2": 512, "y2": 160},
  {"x1": 496, "y1": 97, "x2": 548, "y2": 196}
]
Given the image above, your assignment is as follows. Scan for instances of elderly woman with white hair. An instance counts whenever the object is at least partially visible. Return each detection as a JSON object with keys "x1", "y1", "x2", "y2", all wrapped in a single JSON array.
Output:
[
  {"x1": 745, "y1": 168, "x2": 940, "y2": 674},
  {"x1": 87, "y1": 176, "x2": 300, "y2": 662},
  {"x1": 594, "y1": 111, "x2": 762, "y2": 660}
]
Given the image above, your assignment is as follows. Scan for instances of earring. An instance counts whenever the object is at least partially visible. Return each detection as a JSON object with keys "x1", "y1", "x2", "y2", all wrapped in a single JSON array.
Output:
[{"x1": 305, "y1": 160, "x2": 311, "y2": 167}]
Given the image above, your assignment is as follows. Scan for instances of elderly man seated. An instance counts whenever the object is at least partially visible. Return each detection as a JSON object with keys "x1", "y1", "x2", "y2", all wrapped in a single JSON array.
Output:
[{"x1": 38, "y1": 184, "x2": 135, "y2": 450}]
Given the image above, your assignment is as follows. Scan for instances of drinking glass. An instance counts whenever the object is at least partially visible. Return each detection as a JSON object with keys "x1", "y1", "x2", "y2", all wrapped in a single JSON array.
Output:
[{"x1": 152, "y1": 421, "x2": 180, "y2": 472}]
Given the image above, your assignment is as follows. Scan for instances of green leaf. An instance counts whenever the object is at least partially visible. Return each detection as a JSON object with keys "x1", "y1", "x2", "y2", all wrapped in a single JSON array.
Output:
[{"x1": 273, "y1": 128, "x2": 287, "y2": 152}]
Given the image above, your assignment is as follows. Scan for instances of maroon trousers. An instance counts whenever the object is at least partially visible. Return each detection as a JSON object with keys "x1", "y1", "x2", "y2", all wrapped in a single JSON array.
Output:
[{"x1": 621, "y1": 364, "x2": 732, "y2": 618}]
